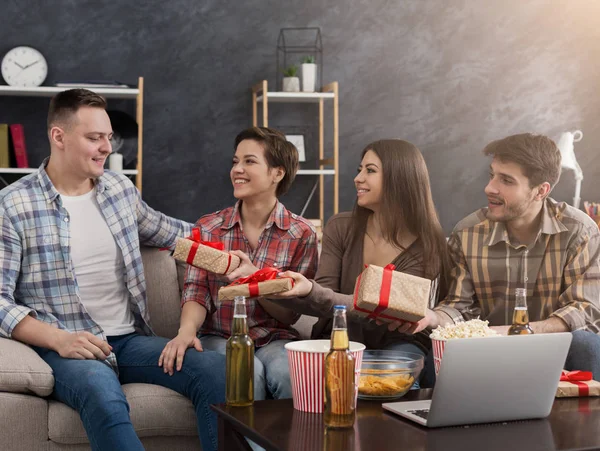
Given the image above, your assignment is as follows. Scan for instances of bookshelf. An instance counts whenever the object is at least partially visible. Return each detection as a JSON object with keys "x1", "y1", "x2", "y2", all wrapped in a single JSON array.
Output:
[
  {"x1": 0, "y1": 168, "x2": 138, "y2": 175},
  {"x1": 0, "y1": 77, "x2": 144, "y2": 192},
  {"x1": 251, "y1": 80, "x2": 339, "y2": 225}
]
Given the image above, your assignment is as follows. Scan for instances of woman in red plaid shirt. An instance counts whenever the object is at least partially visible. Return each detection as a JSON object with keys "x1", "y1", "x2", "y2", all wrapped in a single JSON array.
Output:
[{"x1": 159, "y1": 127, "x2": 318, "y2": 400}]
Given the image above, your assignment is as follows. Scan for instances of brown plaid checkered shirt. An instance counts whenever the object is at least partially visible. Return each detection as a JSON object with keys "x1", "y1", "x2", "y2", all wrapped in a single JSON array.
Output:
[
  {"x1": 435, "y1": 198, "x2": 600, "y2": 333},
  {"x1": 181, "y1": 200, "x2": 318, "y2": 347}
]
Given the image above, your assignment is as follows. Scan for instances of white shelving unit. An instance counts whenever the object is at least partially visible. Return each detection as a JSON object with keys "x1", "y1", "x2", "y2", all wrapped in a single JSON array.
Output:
[
  {"x1": 0, "y1": 77, "x2": 144, "y2": 192},
  {"x1": 0, "y1": 167, "x2": 138, "y2": 175},
  {"x1": 252, "y1": 80, "x2": 339, "y2": 224},
  {"x1": 255, "y1": 91, "x2": 335, "y2": 103},
  {"x1": 0, "y1": 86, "x2": 139, "y2": 99},
  {"x1": 297, "y1": 169, "x2": 335, "y2": 175}
]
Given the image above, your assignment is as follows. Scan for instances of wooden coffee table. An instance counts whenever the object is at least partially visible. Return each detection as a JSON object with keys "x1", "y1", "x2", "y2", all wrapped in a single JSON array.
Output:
[{"x1": 212, "y1": 389, "x2": 600, "y2": 451}]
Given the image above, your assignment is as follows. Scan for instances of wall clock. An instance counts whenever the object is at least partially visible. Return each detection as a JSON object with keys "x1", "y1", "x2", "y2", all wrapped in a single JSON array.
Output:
[{"x1": 1, "y1": 46, "x2": 48, "y2": 87}]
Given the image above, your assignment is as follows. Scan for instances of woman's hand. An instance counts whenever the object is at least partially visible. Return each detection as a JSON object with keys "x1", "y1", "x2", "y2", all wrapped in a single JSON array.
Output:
[
  {"x1": 270, "y1": 271, "x2": 313, "y2": 298},
  {"x1": 158, "y1": 327, "x2": 203, "y2": 376},
  {"x1": 377, "y1": 309, "x2": 440, "y2": 334},
  {"x1": 223, "y1": 250, "x2": 259, "y2": 282}
]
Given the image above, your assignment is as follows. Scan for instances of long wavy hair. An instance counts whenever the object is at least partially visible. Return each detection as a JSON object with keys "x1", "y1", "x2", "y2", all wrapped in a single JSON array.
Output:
[{"x1": 351, "y1": 139, "x2": 451, "y2": 299}]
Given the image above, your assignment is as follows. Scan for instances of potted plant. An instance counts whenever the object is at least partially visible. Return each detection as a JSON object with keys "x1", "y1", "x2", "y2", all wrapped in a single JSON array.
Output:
[
  {"x1": 301, "y1": 55, "x2": 317, "y2": 92},
  {"x1": 282, "y1": 65, "x2": 300, "y2": 92}
]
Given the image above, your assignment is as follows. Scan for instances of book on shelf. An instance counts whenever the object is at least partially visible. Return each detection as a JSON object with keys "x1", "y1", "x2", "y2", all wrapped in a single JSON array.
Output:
[
  {"x1": 55, "y1": 80, "x2": 131, "y2": 88},
  {"x1": 0, "y1": 124, "x2": 9, "y2": 168},
  {"x1": 9, "y1": 124, "x2": 29, "y2": 168}
]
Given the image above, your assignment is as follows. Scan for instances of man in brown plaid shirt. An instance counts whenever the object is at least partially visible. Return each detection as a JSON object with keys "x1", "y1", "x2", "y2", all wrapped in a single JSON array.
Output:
[{"x1": 397, "y1": 133, "x2": 600, "y2": 379}]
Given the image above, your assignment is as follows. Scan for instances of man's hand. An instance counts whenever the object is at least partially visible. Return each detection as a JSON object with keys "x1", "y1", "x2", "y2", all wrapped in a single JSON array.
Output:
[
  {"x1": 54, "y1": 330, "x2": 112, "y2": 360},
  {"x1": 377, "y1": 309, "x2": 441, "y2": 335},
  {"x1": 269, "y1": 271, "x2": 313, "y2": 298},
  {"x1": 223, "y1": 250, "x2": 259, "y2": 282},
  {"x1": 158, "y1": 327, "x2": 203, "y2": 376}
]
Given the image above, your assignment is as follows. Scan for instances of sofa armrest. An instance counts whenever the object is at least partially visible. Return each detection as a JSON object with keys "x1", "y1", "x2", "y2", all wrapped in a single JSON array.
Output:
[
  {"x1": 294, "y1": 315, "x2": 318, "y2": 340},
  {"x1": 0, "y1": 338, "x2": 54, "y2": 396}
]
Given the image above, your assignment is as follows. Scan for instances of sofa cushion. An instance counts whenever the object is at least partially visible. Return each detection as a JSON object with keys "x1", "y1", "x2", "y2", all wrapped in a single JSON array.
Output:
[
  {"x1": 49, "y1": 383, "x2": 198, "y2": 444},
  {"x1": 142, "y1": 246, "x2": 185, "y2": 339},
  {"x1": 0, "y1": 392, "x2": 49, "y2": 446},
  {"x1": 0, "y1": 337, "x2": 54, "y2": 396},
  {"x1": 294, "y1": 314, "x2": 318, "y2": 340}
]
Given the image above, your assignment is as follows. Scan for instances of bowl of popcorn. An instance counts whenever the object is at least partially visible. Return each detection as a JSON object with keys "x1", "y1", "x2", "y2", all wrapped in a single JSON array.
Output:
[
  {"x1": 430, "y1": 319, "x2": 499, "y2": 376},
  {"x1": 358, "y1": 350, "x2": 424, "y2": 400}
]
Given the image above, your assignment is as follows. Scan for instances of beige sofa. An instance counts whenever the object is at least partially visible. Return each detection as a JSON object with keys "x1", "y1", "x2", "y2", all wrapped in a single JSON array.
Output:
[{"x1": 0, "y1": 246, "x2": 316, "y2": 451}]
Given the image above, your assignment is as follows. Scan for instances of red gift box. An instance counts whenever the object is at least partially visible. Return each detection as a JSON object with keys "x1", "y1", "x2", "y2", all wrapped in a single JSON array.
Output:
[
  {"x1": 172, "y1": 228, "x2": 240, "y2": 275},
  {"x1": 218, "y1": 267, "x2": 294, "y2": 301},
  {"x1": 556, "y1": 370, "x2": 600, "y2": 398},
  {"x1": 351, "y1": 264, "x2": 431, "y2": 323}
]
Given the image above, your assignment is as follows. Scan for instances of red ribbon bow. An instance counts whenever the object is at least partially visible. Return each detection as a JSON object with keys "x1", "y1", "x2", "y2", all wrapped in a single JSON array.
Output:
[
  {"x1": 180, "y1": 228, "x2": 232, "y2": 274},
  {"x1": 227, "y1": 267, "x2": 292, "y2": 298},
  {"x1": 353, "y1": 264, "x2": 407, "y2": 321},
  {"x1": 187, "y1": 228, "x2": 225, "y2": 249},
  {"x1": 560, "y1": 370, "x2": 593, "y2": 396}
]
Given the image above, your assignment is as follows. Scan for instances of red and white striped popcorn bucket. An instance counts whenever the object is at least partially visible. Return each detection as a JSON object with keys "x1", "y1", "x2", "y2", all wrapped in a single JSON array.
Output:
[
  {"x1": 431, "y1": 338, "x2": 446, "y2": 377},
  {"x1": 285, "y1": 339, "x2": 366, "y2": 413}
]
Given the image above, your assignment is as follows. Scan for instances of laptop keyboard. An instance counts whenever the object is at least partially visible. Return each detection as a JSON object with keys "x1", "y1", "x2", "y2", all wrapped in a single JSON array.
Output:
[{"x1": 407, "y1": 409, "x2": 430, "y2": 420}]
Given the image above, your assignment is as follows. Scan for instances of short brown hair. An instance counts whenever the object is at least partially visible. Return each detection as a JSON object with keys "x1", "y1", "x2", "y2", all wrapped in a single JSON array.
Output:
[
  {"x1": 47, "y1": 89, "x2": 107, "y2": 131},
  {"x1": 483, "y1": 133, "x2": 562, "y2": 188},
  {"x1": 234, "y1": 127, "x2": 299, "y2": 197}
]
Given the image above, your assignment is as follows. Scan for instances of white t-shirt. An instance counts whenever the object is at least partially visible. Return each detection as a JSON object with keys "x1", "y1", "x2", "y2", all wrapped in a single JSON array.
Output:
[{"x1": 61, "y1": 189, "x2": 135, "y2": 336}]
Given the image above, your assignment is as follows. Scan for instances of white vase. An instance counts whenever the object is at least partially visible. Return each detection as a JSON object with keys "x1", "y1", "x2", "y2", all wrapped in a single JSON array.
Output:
[
  {"x1": 301, "y1": 63, "x2": 317, "y2": 92},
  {"x1": 109, "y1": 153, "x2": 123, "y2": 172},
  {"x1": 283, "y1": 77, "x2": 300, "y2": 92}
]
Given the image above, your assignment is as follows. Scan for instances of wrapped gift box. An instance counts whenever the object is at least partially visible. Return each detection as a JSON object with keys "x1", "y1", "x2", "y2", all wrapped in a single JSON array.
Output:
[
  {"x1": 352, "y1": 264, "x2": 431, "y2": 323},
  {"x1": 556, "y1": 370, "x2": 600, "y2": 397},
  {"x1": 218, "y1": 268, "x2": 293, "y2": 301},
  {"x1": 172, "y1": 229, "x2": 240, "y2": 275}
]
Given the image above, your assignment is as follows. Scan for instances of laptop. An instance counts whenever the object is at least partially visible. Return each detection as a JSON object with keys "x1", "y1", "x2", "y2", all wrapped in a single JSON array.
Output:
[{"x1": 383, "y1": 333, "x2": 572, "y2": 428}]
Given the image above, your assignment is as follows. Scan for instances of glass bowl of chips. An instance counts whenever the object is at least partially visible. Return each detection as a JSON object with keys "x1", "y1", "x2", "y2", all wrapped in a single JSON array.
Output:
[{"x1": 358, "y1": 350, "x2": 424, "y2": 400}]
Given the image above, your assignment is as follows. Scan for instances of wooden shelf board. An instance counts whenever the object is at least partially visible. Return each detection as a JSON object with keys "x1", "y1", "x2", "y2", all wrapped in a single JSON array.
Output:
[
  {"x1": 0, "y1": 85, "x2": 139, "y2": 99},
  {"x1": 256, "y1": 92, "x2": 335, "y2": 103},
  {"x1": 297, "y1": 169, "x2": 335, "y2": 175},
  {"x1": 0, "y1": 168, "x2": 138, "y2": 175}
]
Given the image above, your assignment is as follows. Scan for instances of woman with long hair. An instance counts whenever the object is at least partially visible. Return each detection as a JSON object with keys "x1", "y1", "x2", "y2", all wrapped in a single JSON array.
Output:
[{"x1": 276, "y1": 139, "x2": 451, "y2": 359}]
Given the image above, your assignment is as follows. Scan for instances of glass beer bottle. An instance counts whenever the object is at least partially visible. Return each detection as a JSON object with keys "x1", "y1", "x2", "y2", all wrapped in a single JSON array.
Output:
[
  {"x1": 324, "y1": 426, "x2": 355, "y2": 451},
  {"x1": 324, "y1": 305, "x2": 356, "y2": 428},
  {"x1": 508, "y1": 288, "x2": 534, "y2": 335},
  {"x1": 226, "y1": 296, "x2": 254, "y2": 406}
]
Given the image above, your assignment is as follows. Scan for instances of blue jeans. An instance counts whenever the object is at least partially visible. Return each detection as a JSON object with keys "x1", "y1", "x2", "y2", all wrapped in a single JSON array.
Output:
[
  {"x1": 34, "y1": 333, "x2": 226, "y2": 451},
  {"x1": 381, "y1": 340, "x2": 425, "y2": 389},
  {"x1": 201, "y1": 335, "x2": 292, "y2": 400},
  {"x1": 565, "y1": 330, "x2": 600, "y2": 378}
]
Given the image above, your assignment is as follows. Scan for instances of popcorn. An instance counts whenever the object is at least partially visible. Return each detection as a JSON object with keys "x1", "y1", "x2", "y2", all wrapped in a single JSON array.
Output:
[{"x1": 430, "y1": 319, "x2": 499, "y2": 340}]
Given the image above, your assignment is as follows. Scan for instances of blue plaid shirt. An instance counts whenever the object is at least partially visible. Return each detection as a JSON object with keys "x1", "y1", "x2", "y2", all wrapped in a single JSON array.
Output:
[{"x1": 0, "y1": 160, "x2": 192, "y2": 369}]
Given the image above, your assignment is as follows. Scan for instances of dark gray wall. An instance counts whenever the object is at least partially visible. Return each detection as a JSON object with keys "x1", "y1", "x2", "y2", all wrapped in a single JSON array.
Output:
[{"x1": 1, "y1": 0, "x2": 599, "y2": 232}]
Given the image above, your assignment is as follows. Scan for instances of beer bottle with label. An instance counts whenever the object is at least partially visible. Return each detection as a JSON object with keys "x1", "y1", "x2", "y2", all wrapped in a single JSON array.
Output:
[
  {"x1": 324, "y1": 305, "x2": 356, "y2": 428},
  {"x1": 508, "y1": 288, "x2": 534, "y2": 335},
  {"x1": 226, "y1": 296, "x2": 254, "y2": 406}
]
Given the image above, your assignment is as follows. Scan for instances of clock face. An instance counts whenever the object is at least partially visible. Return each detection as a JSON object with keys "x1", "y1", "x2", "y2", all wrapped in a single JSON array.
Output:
[{"x1": 1, "y1": 46, "x2": 48, "y2": 87}]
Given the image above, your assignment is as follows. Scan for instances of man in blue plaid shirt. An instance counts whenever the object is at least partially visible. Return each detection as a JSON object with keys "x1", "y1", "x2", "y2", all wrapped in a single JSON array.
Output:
[{"x1": 0, "y1": 89, "x2": 225, "y2": 451}]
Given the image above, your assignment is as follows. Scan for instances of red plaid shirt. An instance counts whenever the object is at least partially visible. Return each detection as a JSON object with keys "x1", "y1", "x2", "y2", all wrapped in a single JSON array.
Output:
[{"x1": 181, "y1": 200, "x2": 318, "y2": 346}]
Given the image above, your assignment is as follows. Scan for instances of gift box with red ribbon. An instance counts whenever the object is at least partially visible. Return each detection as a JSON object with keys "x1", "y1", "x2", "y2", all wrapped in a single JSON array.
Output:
[
  {"x1": 218, "y1": 267, "x2": 294, "y2": 301},
  {"x1": 352, "y1": 264, "x2": 431, "y2": 323},
  {"x1": 556, "y1": 370, "x2": 600, "y2": 397},
  {"x1": 172, "y1": 228, "x2": 240, "y2": 275}
]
